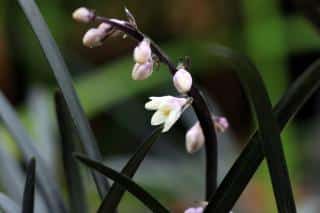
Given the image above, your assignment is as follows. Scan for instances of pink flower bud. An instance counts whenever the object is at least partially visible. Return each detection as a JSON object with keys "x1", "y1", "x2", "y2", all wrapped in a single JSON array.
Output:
[
  {"x1": 134, "y1": 39, "x2": 152, "y2": 64},
  {"x1": 82, "y1": 28, "x2": 106, "y2": 48},
  {"x1": 185, "y1": 122, "x2": 204, "y2": 154},
  {"x1": 72, "y1": 7, "x2": 94, "y2": 23},
  {"x1": 213, "y1": 116, "x2": 229, "y2": 133},
  {"x1": 173, "y1": 68, "x2": 192, "y2": 93},
  {"x1": 132, "y1": 61, "x2": 154, "y2": 80}
]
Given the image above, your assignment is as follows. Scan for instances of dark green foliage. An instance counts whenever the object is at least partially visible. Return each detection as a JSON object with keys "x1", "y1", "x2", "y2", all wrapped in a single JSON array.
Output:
[
  {"x1": 22, "y1": 158, "x2": 36, "y2": 213},
  {"x1": 55, "y1": 91, "x2": 88, "y2": 213},
  {"x1": 15, "y1": 0, "x2": 109, "y2": 197},
  {"x1": 98, "y1": 128, "x2": 162, "y2": 213},
  {"x1": 75, "y1": 154, "x2": 170, "y2": 213}
]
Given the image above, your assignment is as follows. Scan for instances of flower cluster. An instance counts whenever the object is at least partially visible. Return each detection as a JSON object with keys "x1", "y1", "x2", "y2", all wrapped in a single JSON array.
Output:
[{"x1": 72, "y1": 6, "x2": 228, "y2": 151}]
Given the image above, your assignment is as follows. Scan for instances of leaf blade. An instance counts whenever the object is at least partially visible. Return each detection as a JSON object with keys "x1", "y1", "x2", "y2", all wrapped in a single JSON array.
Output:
[
  {"x1": 22, "y1": 158, "x2": 36, "y2": 213},
  {"x1": 55, "y1": 91, "x2": 88, "y2": 213},
  {"x1": 205, "y1": 44, "x2": 296, "y2": 212},
  {"x1": 0, "y1": 193, "x2": 21, "y2": 213},
  {"x1": 75, "y1": 154, "x2": 169, "y2": 213},
  {"x1": 0, "y1": 91, "x2": 65, "y2": 212},
  {"x1": 15, "y1": 0, "x2": 109, "y2": 197},
  {"x1": 98, "y1": 128, "x2": 162, "y2": 213},
  {"x1": 205, "y1": 57, "x2": 320, "y2": 212}
]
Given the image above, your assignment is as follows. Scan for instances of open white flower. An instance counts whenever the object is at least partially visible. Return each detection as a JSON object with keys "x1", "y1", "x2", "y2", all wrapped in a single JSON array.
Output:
[{"x1": 145, "y1": 96, "x2": 192, "y2": 132}]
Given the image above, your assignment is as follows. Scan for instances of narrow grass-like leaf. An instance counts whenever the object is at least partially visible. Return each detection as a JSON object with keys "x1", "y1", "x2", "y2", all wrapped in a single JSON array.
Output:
[
  {"x1": 15, "y1": 0, "x2": 109, "y2": 197},
  {"x1": 22, "y1": 158, "x2": 36, "y2": 213},
  {"x1": 75, "y1": 154, "x2": 169, "y2": 213},
  {"x1": 55, "y1": 91, "x2": 88, "y2": 213},
  {"x1": 98, "y1": 128, "x2": 162, "y2": 213},
  {"x1": 205, "y1": 44, "x2": 296, "y2": 212},
  {"x1": 0, "y1": 193, "x2": 20, "y2": 213},
  {"x1": 0, "y1": 146, "x2": 25, "y2": 202},
  {"x1": 0, "y1": 91, "x2": 65, "y2": 212},
  {"x1": 205, "y1": 57, "x2": 320, "y2": 212}
]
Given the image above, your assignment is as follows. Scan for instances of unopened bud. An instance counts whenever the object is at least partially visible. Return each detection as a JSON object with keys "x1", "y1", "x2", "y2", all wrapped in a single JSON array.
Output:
[
  {"x1": 132, "y1": 61, "x2": 154, "y2": 80},
  {"x1": 185, "y1": 122, "x2": 204, "y2": 154},
  {"x1": 97, "y1": 23, "x2": 114, "y2": 37},
  {"x1": 213, "y1": 116, "x2": 229, "y2": 133},
  {"x1": 82, "y1": 28, "x2": 106, "y2": 48},
  {"x1": 134, "y1": 38, "x2": 152, "y2": 64},
  {"x1": 72, "y1": 7, "x2": 94, "y2": 23},
  {"x1": 173, "y1": 68, "x2": 192, "y2": 93}
]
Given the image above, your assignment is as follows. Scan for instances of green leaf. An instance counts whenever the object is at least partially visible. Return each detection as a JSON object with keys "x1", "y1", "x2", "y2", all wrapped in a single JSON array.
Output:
[
  {"x1": 22, "y1": 158, "x2": 36, "y2": 213},
  {"x1": 0, "y1": 91, "x2": 65, "y2": 212},
  {"x1": 55, "y1": 91, "x2": 88, "y2": 213},
  {"x1": 0, "y1": 193, "x2": 20, "y2": 213},
  {"x1": 98, "y1": 128, "x2": 162, "y2": 213},
  {"x1": 205, "y1": 44, "x2": 296, "y2": 212},
  {"x1": 15, "y1": 0, "x2": 109, "y2": 197},
  {"x1": 205, "y1": 57, "x2": 320, "y2": 212},
  {"x1": 75, "y1": 154, "x2": 169, "y2": 213}
]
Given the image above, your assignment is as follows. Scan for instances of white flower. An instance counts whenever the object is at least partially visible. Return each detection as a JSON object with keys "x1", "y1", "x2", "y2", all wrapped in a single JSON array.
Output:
[
  {"x1": 145, "y1": 96, "x2": 192, "y2": 132},
  {"x1": 132, "y1": 61, "x2": 154, "y2": 80},
  {"x1": 72, "y1": 7, "x2": 94, "y2": 23},
  {"x1": 82, "y1": 28, "x2": 107, "y2": 48},
  {"x1": 173, "y1": 68, "x2": 193, "y2": 93},
  {"x1": 185, "y1": 122, "x2": 204, "y2": 154},
  {"x1": 134, "y1": 38, "x2": 152, "y2": 64}
]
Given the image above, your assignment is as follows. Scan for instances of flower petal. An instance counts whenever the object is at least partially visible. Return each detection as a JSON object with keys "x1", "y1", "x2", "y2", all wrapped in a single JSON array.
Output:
[
  {"x1": 151, "y1": 111, "x2": 167, "y2": 126},
  {"x1": 162, "y1": 109, "x2": 181, "y2": 132}
]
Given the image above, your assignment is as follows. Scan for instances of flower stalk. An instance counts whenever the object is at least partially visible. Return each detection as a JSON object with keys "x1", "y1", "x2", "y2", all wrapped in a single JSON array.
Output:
[{"x1": 77, "y1": 9, "x2": 219, "y2": 199}]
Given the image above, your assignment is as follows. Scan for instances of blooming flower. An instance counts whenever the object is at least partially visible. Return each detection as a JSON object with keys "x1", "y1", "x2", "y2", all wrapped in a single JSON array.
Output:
[
  {"x1": 132, "y1": 60, "x2": 154, "y2": 80},
  {"x1": 134, "y1": 38, "x2": 152, "y2": 64},
  {"x1": 72, "y1": 7, "x2": 94, "y2": 23},
  {"x1": 173, "y1": 67, "x2": 193, "y2": 93},
  {"x1": 145, "y1": 96, "x2": 192, "y2": 132},
  {"x1": 185, "y1": 116, "x2": 229, "y2": 154}
]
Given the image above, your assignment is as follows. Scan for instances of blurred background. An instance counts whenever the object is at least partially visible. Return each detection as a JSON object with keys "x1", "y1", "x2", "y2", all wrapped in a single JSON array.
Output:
[{"x1": 0, "y1": 0, "x2": 320, "y2": 212}]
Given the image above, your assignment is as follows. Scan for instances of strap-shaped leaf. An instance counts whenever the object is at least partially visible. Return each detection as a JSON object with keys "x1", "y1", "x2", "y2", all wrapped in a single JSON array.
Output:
[
  {"x1": 22, "y1": 158, "x2": 36, "y2": 213},
  {"x1": 75, "y1": 154, "x2": 169, "y2": 213},
  {"x1": 55, "y1": 91, "x2": 88, "y2": 213},
  {"x1": 15, "y1": 0, "x2": 109, "y2": 197},
  {"x1": 205, "y1": 45, "x2": 296, "y2": 212},
  {"x1": 205, "y1": 58, "x2": 320, "y2": 212},
  {"x1": 0, "y1": 193, "x2": 20, "y2": 213},
  {"x1": 0, "y1": 91, "x2": 65, "y2": 212},
  {"x1": 98, "y1": 128, "x2": 162, "y2": 213}
]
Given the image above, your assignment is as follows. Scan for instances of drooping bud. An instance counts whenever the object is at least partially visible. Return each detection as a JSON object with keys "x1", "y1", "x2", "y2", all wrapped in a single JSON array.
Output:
[
  {"x1": 185, "y1": 122, "x2": 204, "y2": 154},
  {"x1": 173, "y1": 67, "x2": 192, "y2": 93},
  {"x1": 72, "y1": 7, "x2": 95, "y2": 23},
  {"x1": 82, "y1": 28, "x2": 106, "y2": 48},
  {"x1": 132, "y1": 61, "x2": 154, "y2": 80},
  {"x1": 97, "y1": 23, "x2": 114, "y2": 37},
  {"x1": 213, "y1": 116, "x2": 229, "y2": 133},
  {"x1": 134, "y1": 38, "x2": 152, "y2": 64}
]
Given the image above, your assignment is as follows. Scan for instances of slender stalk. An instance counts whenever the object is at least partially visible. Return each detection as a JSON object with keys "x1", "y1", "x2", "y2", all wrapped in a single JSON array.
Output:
[{"x1": 96, "y1": 16, "x2": 218, "y2": 198}]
